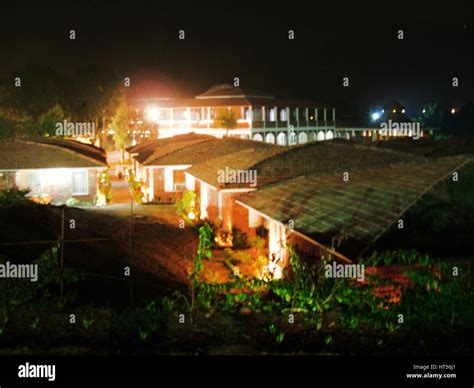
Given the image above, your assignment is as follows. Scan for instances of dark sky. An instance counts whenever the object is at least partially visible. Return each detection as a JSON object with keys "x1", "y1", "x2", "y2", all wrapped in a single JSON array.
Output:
[{"x1": 1, "y1": 1, "x2": 473, "y2": 116}]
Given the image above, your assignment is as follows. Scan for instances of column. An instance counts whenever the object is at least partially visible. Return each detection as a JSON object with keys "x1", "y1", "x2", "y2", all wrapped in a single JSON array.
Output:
[
  {"x1": 207, "y1": 107, "x2": 211, "y2": 129},
  {"x1": 169, "y1": 108, "x2": 174, "y2": 129}
]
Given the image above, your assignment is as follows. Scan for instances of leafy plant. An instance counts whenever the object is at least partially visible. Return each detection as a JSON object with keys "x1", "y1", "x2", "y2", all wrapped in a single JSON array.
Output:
[
  {"x1": 82, "y1": 317, "x2": 94, "y2": 330},
  {"x1": 175, "y1": 190, "x2": 199, "y2": 225},
  {"x1": 0, "y1": 188, "x2": 31, "y2": 207}
]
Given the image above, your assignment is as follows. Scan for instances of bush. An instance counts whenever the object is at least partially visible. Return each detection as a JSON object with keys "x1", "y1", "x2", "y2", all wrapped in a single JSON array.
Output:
[{"x1": 0, "y1": 189, "x2": 31, "y2": 207}]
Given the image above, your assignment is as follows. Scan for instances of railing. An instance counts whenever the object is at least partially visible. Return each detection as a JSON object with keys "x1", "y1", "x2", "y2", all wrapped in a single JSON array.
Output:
[{"x1": 251, "y1": 120, "x2": 336, "y2": 130}]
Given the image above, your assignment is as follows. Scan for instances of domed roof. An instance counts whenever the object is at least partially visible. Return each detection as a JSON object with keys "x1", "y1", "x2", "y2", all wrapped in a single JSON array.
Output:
[
  {"x1": 196, "y1": 84, "x2": 274, "y2": 99},
  {"x1": 206, "y1": 83, "x2": 235, "y2": 93}
]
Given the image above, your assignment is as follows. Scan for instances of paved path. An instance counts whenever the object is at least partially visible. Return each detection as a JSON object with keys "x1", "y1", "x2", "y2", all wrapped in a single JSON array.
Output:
[{"x1": 107, "y1": 150, "x2": 135, "y2": 205}]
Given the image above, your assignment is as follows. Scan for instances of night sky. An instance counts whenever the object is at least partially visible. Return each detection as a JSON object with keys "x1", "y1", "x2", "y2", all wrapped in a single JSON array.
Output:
[{"x1": 1, "y1": 1, "x2": 473, "y2": 116}]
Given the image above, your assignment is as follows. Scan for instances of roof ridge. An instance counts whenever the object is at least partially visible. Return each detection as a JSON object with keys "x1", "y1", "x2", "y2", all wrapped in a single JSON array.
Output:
[
  {"x1": 12, "y1": 139, "x2": 107, "y2": 167},
  {"x1": 143, "y1": 138, "x2": 216, "y2": 165}
]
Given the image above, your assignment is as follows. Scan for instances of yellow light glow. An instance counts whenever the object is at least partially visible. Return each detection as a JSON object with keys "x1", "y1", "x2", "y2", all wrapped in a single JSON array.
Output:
[
  {"x1": 145, "y1": 106, "x2": 159, "y2": 122},
  {"x1": 187, "y1": 211, "x2": 196, "y2": 220},
  {"x1": 96, "y1": 192, "x2": 107, "y2": 206}
]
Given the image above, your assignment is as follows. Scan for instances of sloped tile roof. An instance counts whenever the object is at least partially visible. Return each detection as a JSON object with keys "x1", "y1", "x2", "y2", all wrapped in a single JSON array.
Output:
[
  {"x1": 145, "y1": 137, "x2": 281, "y2": 167},
  {"x1": 186, "y1": 146, "x2": 283, "y2": 189},
  {"x1": 253, "y1": 140, "x2": 424, "y2": 186},
  {"x1": 0, "y1": 139, "x2": 107, "y2": 170},
  {"x1": 237, "y1": 156, "x2": 471, "y2": 260}
]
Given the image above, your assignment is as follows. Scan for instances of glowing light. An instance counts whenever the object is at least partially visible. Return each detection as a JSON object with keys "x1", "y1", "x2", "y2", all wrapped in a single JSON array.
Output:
[
  {"x1": 401, "y1": 109, "x2": 406, "y2": 113},
  {"x1": 422, "y1": 109, "x2": 426, "y2": 114},
  {"x1": 187, "y1": 211, "x2": 196, "y2": 220},
  {"x1": 392, "y1": 109, "x2": 397, "y2": 113},
  {"x1": 451, "y1": 108, "x2": 456, "y2": 114},
  {"x1": 96, "y1": 192, "x2": 107, "y2": 207},
  {"x1": 371, "y1": 112, "x2": 381, "y2": 121},
  {"x1": 145, "y1": 106, "x2": 159, "y2": 122},
  {"x1": 214, "y1": 230, "x2": 232, "y2": 247}
]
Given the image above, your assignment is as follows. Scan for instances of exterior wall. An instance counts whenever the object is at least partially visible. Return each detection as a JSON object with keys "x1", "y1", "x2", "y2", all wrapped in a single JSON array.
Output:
[
  {"x1": 206, "y1": 185, "x2": 219, "y2": 222},
  {"x1": 152, "y1": 168, "x2": 182, "y2": 203},
  {"x1": 225, "y1": 192, "x2": 257, "y2": 238},
  {"x1": 0, "y1": 172, "x2": 16, "y2": 191},
  {"x1": 13, "y1": 168, "x2": 98, "y2": 204}
]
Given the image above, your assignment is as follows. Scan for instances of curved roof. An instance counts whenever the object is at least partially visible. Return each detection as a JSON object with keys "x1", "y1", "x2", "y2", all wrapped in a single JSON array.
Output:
[
  {"x1": 196, "y1": 84, "x2": 274, "y2": 100},
  {"x1": 0, "y1": 139, "x2": 107, "y2": 170}
]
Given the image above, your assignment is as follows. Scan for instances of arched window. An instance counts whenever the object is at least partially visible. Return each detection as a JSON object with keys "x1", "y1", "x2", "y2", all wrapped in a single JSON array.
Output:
[
  {"x1": 288, "y1": 132, "x2": 297, "y2": 145},
  {"x1": 317, "y1": 131, "x2": 325, "y2": 141},
  {"x1": 277, "y1": 132, "x2": 287, "y2": 146},
  {"x1": 325, "y1": 130, "x2": 334, "y2": 140},
  {"x1": 265, "y1": 133, "x2": 275, "y2": 144},
  {"x1": 298, "y1": 132, "x2": 308, "y2": 144},
  {"x1": 253, "y1": 134, "x2": 263, "y2": 142}
]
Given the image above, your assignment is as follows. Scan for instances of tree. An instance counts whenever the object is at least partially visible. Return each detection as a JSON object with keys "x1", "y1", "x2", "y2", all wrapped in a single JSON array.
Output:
[
  {"x1": 0, "y1": 107, "x2": 33, "y2": 140},
  {"x1": 1, "y1": 65, "x2": 66, "y2": 117},
  {"x1": 449, "y1": 102, "x2": 474, "y2": 135},
  {"x1": 37, "y1": 104, "x2": 66, "y2": 137},
  {"x1": 214, "y1": 107, "x2": 238, "y2": 136},
  {"x1": 111, "y1": 94, "x2": 134, "y2": 162},
  {"x1": 412, "y1": 101, "x2": 447, "y2": 129},
  {"x1": 69, "y1": 66, "x2": 121, "y2": 134}
]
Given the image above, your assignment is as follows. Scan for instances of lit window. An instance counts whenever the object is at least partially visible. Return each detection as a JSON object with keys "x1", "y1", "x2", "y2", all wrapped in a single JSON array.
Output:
[
  {"x1": 72, "y1": 170, "x2": 88, "y2": 195},
  {"x1": 269, "y1": 108, "x2": 276, "y2": 122},
  {"x1": 164, "y1": 168, "x2": 174, "y2": 192},
  {"x1": 25, "y1": 171, "x2": 43, "y2": 195}
]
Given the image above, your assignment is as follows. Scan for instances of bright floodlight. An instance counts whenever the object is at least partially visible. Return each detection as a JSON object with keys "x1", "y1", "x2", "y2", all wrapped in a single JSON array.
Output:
[
  {"x1": 451, "y1": 108, "x2": 456, "y2": 114},
  {"x1": 422, "y1": 109, "x2": 426, "y2": 114},
  {"x1": 145, "y1": 106, "x2": 159, "y2": 122},
  {"x1": 371, "y1": 112, "x2": 381, "y2": 121},
  {"x1": 401, "y1": 109, "x2": 406, "y2": 113}
]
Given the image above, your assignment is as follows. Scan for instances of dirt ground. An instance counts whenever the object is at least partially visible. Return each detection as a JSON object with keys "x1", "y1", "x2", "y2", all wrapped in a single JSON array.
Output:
[{"x1": 0, "y1": 202, "x2": 256, "y2": 302}]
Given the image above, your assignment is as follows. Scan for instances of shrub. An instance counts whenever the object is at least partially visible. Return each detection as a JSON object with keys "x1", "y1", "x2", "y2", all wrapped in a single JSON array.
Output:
[{"x1": 0, "y1": 189, "x2": 31, "y2": 207}]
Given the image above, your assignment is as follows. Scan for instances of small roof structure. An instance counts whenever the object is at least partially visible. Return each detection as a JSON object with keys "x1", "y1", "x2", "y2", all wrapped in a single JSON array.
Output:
[
  {"x1": 237, "y1": 156, "x2": 471, "y2": 260},
  {"x1": 131, "y1": 84, "x2": 331, "y2": 109},
  {"x1": 185, "y1": 146, "x2": 283, "y2": 189},
  {"x1": 0, "y1": 139, "x2": 107, "y2": 170},
  {"x1": 143, "y1": 137, "x2": 280, "y2": 167}
]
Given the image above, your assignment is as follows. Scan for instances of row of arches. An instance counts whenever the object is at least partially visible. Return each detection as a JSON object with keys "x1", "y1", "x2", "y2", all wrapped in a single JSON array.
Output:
[{"x1": 252, "y1": 130, "x2": 334, "y2": 145}]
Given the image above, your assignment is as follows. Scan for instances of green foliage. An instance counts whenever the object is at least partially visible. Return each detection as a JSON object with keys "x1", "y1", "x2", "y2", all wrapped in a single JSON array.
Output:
[
  {"x1": 191, "y1": 224, "x2": 213, "y2": 283},
  {"x1": 0, "y1": 243, "x2": 81, "y2": 335},
  {"x1": 412, "y1": 101, "x2": 445, "y2": 128},
  {"x1": 37, "y1": 104, "x2": 66, "y2": 137},
  {"x1": 30, "y1": 317, "x2": 40, "y2": 330},
  {"x1": 232, "y1": 227, "x2": 249, "y2": 249},
  {"x1": 0, "y1": 188, "x2": 31, "y2": 207},
  {"x1": 111, "y1": 94, "x2": 133, "y2": 152},
  {"x1": 65, "y1": 198, "x2": 94, "y2": 207},
  {"x1": 126, "y1": 168, "x2": 147, "y2": 204},
  {"x1": 188, "y1": 224, "x2": 214, "y2": 317},
  {"x1": 190, "y1": 245, "x2": 474, "y2": 338},
  {"x1": 98, "y1": 168, "x2": 113, "y2": 204},
  {"x1": 82, "y1": 317, "x2": 94, "y2": 331},
  {"x1": 213, "y1": 108, "x2": 238, "y2": 135},
  {"x1": 0, "y1": 107, "x2": 30, "y2": 140},
  {"x1": 175, "y1": 190, "x2": 198, "y2": 224}
]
